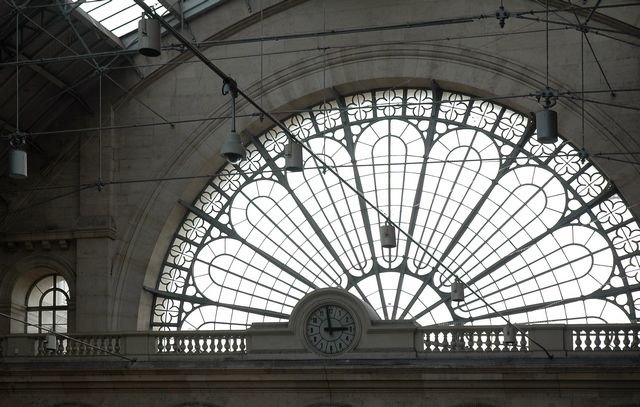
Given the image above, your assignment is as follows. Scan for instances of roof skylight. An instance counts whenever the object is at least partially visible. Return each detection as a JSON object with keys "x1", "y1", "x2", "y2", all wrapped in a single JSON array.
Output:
[{"x1": 74, "y1": 0, "x2": 168, "y2": 37}]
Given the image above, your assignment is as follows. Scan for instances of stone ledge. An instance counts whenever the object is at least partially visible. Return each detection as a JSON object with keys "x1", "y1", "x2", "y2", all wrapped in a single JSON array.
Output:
[{"x1": 1, "y1": 228, "x2": 116, "y2": 252}]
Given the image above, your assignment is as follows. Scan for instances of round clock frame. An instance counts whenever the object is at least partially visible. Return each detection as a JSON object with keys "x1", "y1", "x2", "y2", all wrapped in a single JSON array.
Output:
[{"x1": 304, "y1": 303, "x2": 357, "y2": 355}]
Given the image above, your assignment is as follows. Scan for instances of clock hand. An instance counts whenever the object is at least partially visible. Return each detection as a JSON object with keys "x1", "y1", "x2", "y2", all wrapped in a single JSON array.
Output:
[
  {"x1": 324, "y1": 326, "x2": 349, "y2": 332},
  {"x1": 325, "y1": 305, "x2": 333, "y2": 334}
]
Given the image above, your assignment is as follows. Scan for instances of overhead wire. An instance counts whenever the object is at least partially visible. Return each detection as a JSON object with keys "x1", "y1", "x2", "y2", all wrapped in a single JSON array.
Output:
[
  {"x1": 0, "y1": 311, "x2": 136, "y2": 363},
  {"x1": 1, "y1": 0, "x2": 638, "y2": 349},
  {"x1": 2, "y1": 88, "x2": 637, "y2": 139},
  {"x1": 4, "y1": 150, "x2": 640, "y2": 215}
]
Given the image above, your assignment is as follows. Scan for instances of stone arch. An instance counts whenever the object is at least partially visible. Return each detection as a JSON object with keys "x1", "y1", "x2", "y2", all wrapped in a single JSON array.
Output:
[
  {"x1": 0, "y1": 255, "x2": 75, "y2": 334},
  {"x1": 108, "y1": 2, "x2": 637, "y2": 330}
]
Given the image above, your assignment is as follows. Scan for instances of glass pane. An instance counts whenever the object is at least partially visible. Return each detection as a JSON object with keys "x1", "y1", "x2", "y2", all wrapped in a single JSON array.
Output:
[
  {"x1": 152, "y1": 87, "x2": 640, "y2": 330},
  {"x1": 41, "y1": 310, "x2": 53, "y2": 327},
  {"x1": 55, "y1": 311, "x2": 68, "y2": 333},
  {"x1": 26, "y1": 311, "x2": 39, "y2": 333}
]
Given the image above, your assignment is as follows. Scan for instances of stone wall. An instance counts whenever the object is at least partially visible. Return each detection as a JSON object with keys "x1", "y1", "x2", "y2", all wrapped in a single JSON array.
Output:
[{"x1": 0, "y1": 0, "x2": 638, "y2": 335}]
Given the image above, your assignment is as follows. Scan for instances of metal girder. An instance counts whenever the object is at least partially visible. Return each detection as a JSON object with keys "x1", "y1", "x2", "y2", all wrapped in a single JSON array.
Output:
[
  {"x1": 5, "y1": 45, "x2": 92, "y2": 114},
  {"x1": 157, "y1": 0, "x2": 183, "y2": 20},
  {"x1": 61, "y1": 1, "x2": 125, "y2": 50},
  {"x1": 537, "y1": 0, "x2": 640, "y2": 39}
]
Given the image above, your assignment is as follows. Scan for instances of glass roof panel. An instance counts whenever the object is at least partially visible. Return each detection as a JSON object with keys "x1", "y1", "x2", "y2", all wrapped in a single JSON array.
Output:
[
  {"x1": 74, "y1": 0, "x2": 169, "y2": 37},
  {"x1": 151, "y1": 87, "x2": 640, "y2": 331}
]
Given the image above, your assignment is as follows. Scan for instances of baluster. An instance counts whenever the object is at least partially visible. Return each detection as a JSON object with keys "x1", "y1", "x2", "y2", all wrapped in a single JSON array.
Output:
[
  {"x1": 240, "y1": 336, "x2": 246, "y2": 353},
  {"x1": 441, "y1": 332, "x2": 450, "y2": 352},
  {"x1": 493, "y1": 328, "x2": 501, "y2": 352},
  {"x1": 37, "y1": 337, "x2": 45, "y2": 355},
  {"x1": 594, "y1": 329, "x2": 602, "y2": 350},
  {"x1": 603, "y1": 329, "x2": 611, "y2": 351},
  {"x1": 612, "y1": 330, "x2": 621, "y2": 351},
  {"x1": 423, "y1": 332, "x2": 431, "y2": 352},
  {"x1": 519, "y1": 329, "x2": 528, "y2": 351},
  {"x1": 451, "y1": 331, "x2": 460, "y2": 351},
  {"x1": 623, "y1": 328, "x2": 631, "y2": 350},
  {"x1": 585, "y1": 329, "x2": 593, "y2": 351},
  {"x1": 224, "y1": 335, "x2": 231, "y2": 352},
  {"x1": 468, "y1": 331, "x2": 476, "y2": 351},
  {"x1": 186, "y1": 335, "x2": 193, "y2": 353},
  {"x1": 216, "y1": 337, "x2": 223, "y2": 353},
  {"x1": 231, "y1": 336, "x2": 238, "y2": 352},
  {"x1": 156, "y1": 336, "x2": 164, "y2": 353},
  {"x1": 573, "y1": 329, "x2": 582, "y2": 351},
  {"x1": 631, "y1": 328, "x2": 639, "y2": 350},
  {"x1": 478, "y1": 330, "x2": 486, "y2": 351}
]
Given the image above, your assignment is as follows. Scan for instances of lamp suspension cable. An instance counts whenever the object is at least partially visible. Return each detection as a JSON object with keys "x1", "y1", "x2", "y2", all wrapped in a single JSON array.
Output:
[
  {"x1": 133, "y1": 0, "x2": 553, "y2": 357},
  {"x1": 8, "y1": 6, "x2": 28, "y2": 179},
  {"x1": 321, "y1": 0, "x2": 327, "y2": 159},
  {"x1": 581, "y1": 24, "x2": 586, "y2": 151},
  {"x1": 259, "y1": 0, "x2": 264, "y2": 113},
  {"x1": 98, "y1": 68, "x2": 104, "y2": 190},
  {"x1": 15, "y1": 7, "x2": 19, "y2": 134},
  {"x1": 544, "y1": 0, "x2": 549, "y2": 89}
]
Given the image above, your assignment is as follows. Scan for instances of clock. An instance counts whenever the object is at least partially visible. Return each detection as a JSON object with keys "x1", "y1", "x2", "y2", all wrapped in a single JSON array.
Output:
[{"x1": 305, "y1": 303, "x2": 357, "y2": 355}]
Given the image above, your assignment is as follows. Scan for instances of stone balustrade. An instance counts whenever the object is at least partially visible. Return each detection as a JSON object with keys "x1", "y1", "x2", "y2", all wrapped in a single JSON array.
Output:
[
  {"x1": 419, "y1": 325, "x2": 529, "y2": 352},
  {"x1": 571, "y1": 324, "x2": 640, "y2": 351},
  {"x1": 1, "y1": 324, "x2": 638, "y2": 360}
]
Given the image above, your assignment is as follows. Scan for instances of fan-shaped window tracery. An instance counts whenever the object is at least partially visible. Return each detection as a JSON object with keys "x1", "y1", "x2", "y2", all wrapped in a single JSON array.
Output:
[{"x1": 151, "y1": 88, "x2": 640, "y2": 330}]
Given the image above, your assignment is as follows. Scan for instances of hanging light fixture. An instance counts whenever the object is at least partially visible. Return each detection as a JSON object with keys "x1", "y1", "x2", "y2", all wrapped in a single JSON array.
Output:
[
  {"x1": 380, "y1": 222, "x2": 397, "y2": 248},
  {"x1": 503, "y1": 324, "x2": 517, "y2": 345},
  {"x1": 221, "y1": 130, "x2": 245, "y2": 164},
  {"x1": 451, "y1": 279, "x2": 464, "y2": 302},
  {"x1": 535, "y1": 0, "x2": 558, "y2": 145},
  {"x1": 138, "y1": 13, "x2": 161, "y2": 57},
  {"x1": 45, "y1": 333, "x2": 57, "y2": 353},
  {"x1": 536, "y1": 106, "x2": 558, "y2": 144},
  {"x1": 220, "y1": 80, "x2": 246, "y2": 163},
  {"x1": 284, "y1": 140, "x2": 303, "y2": 172},
  {"x1": 9, "y1": 133, "x2": 27, "y2": 178}
]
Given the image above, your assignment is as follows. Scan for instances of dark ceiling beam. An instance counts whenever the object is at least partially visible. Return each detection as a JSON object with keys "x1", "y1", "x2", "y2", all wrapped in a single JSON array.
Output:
[
  {"x1": 0, "y1": 115, "x2": 16, "y2": 134},
  {"x1": 5, "y1": 45, "x2": 92, "y2": 114},
  {"x1": 157, "y1": 0, "x2": 183, "y2": 20},
  {"x1": 540, "y1": 0, "x2": 640, "y2": 39},
  {"x1": 61, "y1": 1, "x2": 125, "y2": 50}
]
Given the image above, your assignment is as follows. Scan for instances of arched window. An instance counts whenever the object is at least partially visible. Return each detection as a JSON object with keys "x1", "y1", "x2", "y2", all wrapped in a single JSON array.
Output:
[
  {"x1": 150, "y1": 87, "x2": 640, "y2": 331},
  {"x1": 25, "y1": 275, "x2": 69, "y2": 334}
]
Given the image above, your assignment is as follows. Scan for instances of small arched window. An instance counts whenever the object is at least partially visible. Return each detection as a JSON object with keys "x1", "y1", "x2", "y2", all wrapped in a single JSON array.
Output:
[{"x1": 25, "y1": 275, "x2": 69, "y2": 334}]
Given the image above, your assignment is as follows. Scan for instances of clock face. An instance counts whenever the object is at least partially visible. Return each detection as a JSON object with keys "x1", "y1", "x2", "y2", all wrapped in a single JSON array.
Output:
[{"x1": 305, "y1": 304, "x2": 356, "y2": 355}]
